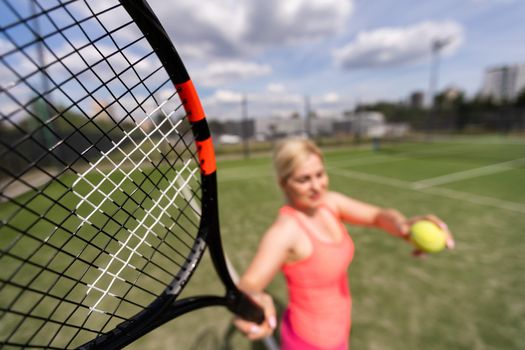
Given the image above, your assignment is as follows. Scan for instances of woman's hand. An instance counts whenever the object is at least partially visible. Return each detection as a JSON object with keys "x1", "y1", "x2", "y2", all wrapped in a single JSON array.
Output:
[
  {"x1": 404, "y1": 214, "x2": 455, "y2": 257},
  {"x1": 233, "y1": 292, "x2": 277, "y2": 340}
]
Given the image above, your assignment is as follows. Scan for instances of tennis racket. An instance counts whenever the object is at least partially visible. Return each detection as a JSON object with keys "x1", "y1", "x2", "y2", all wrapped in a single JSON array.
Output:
[{"x1": 0, "y1": 0, "x2": 264, "y2": 348}]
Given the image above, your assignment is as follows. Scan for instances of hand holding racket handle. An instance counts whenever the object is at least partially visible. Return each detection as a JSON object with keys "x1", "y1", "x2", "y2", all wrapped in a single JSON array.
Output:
[{"x1": 226, "y1": 289, "x2": 266, "y2": 324}]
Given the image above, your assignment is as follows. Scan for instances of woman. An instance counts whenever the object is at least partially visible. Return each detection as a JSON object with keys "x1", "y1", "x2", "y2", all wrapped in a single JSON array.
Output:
[{"x1": 234, "y1": 138, "x2": 454, "y2": 349}]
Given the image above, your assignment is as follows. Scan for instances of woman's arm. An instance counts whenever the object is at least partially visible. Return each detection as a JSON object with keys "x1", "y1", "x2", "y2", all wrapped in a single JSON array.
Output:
[
  {"x1": 372, "y1": 208, "x2": 409, "y2": 239},
  {"x1": 328, "y1": 191, "x2": 454, "y2": 248},
  {"x1": 234, "y1": 216, "x2": 298, "y2": 339},
  {"x1": 327, "y1": 191, "x2": 403, "y2": 231},
  {"x1": 238, "y1": 217, "x2": 296, "y2": 292}
]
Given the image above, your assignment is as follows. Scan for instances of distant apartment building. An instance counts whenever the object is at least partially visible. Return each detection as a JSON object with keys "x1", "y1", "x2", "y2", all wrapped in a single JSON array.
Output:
[
  {"x1": 409, "y1": 91, "x2": 425, "y2": 108},
  {"x1": 211, "y1": 111, "x2": 410, "y2": 143},
  {"x1": 254, "y1": 116, "x2": 305, "y2": 139},
  {"x1": 479, "y1": 63, "x2": 525, "y2": 101}
]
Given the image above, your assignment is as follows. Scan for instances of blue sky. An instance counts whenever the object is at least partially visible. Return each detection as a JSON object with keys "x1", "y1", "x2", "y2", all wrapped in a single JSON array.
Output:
[
  {"x1": 1, "y1": 1, "x2": 522, "y2": 122},
  {"x1": 148, "y1": 0, "x2": 525, "y2": 120}
]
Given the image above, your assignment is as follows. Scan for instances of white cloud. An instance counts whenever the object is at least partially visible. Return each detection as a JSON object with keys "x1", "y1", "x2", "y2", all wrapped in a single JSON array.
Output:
[
  {"x1": 333, "y1": 20, "x2": 464, "y2": 70},
  {"x1": 257, "y1": 0, "x2": 354, "y2": 44},
  {"x1": 194, "y1": 61, "x2": 272, "y2": 87},
  {"x1": 266, "y1": 83, "x2": 287, "y2": 94},
  {"x1": 149, "y1": 0, "x2": 353, "y2": 59},
  {"x1": 209, "y1": 89, "x2": 244, "y2": 104},
  {"x1": 0, "y1": 38, "x2": 14, "y2": 56},
  {"x1": 252, "y1": 89, "x2": 303, "y2": 107},
  {"x1": 317, "y1": 92, "x2": 340, "y2": 104},
  {"x1": 203, "y1": 86, "x2": 303, "y2": 119}
]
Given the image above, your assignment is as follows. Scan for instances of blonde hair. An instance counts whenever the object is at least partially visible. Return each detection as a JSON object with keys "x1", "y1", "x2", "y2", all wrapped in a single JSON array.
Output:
[{"x1": 273, "y1": 137, "x2": 323, "y2": 184}]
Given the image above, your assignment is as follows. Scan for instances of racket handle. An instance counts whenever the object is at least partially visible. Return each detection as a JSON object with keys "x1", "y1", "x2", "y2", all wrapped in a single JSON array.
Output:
[{"x1": 227, "y1": 290, "x2": 266, "y2": 324}]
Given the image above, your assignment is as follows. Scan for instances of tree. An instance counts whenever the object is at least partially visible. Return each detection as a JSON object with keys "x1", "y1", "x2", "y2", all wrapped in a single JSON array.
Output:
[{"x1": 515, "y1": 88, "x2": 525, "y2": 107}]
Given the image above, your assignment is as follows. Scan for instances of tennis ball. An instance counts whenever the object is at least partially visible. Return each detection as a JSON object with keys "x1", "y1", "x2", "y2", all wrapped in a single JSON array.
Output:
[{"x1": 409, "y1": 220, "x2": 447, "y2": 253}]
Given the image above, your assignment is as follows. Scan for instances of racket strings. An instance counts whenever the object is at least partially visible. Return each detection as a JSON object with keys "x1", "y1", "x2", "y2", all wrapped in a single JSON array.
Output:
[
  {"x1": 1, "y1": 117, "x2": 199, "y2": 273},
  {"x1": 73, "y1": 110, "x2": 199, "y2": 312},
  {"x1": 0, "y1": 16, "x2": 146, "y2": 193},
  {"x1": 1, "y1": 1, "x2": 164, "y2": 165},
  {"x1": 0, "y1": 120, "x2": 200, "y2": 288},
  {"x1": 1, "y1": 120, "x2": 200, "y2": 291},
  {"x1": 1, "y1": 0, "x2": 206, "y2": 347}
]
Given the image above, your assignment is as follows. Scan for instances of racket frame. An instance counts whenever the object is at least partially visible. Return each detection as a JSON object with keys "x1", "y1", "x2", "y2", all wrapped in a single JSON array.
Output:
[{"x1": 76, "y1": 2, "x2": 264, "y2": 348}]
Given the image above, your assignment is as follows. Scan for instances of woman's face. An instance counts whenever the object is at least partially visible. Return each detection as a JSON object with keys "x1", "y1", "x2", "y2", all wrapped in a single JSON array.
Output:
[{"x1": 282, "y1": 153, "x2": 328, "y2": 211}]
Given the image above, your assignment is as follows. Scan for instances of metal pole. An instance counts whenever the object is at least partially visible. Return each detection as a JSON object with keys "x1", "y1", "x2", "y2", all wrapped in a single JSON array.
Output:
[
  {"x1": 30, "y1": 1, "x2": 57, "y2": 165},
  {"x1": 427, "y1": 38, "x2": 450, "y2": 136},
  {"x1": 241, "y1": 94, "x2": 250, "y2": 159},
  {"x1": 304, "y1": 95, "x2": 311, "y2": 137}
]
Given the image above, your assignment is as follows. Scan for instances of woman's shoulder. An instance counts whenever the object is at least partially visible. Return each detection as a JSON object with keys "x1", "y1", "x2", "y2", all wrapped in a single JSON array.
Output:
[
  {"x1": 263, "y1": 208, "x2": 303, "y2": 244},
  {"x1": 323, "y1": 191, "x2": 346, "y2": 214},
  {"x1": 274, "y1": 208, "x2": 301, "y2": 230}
]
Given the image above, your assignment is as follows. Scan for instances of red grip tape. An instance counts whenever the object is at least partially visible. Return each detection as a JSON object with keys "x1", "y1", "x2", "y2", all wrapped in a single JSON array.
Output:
[
  {"x1": 176, "y1": 80, "x2": 216, "y2": 174},
  {"x1": 176, "y1": 80, "x2": 205, "y2": 123},
  {"x1": 196, "y1": 138, "x2": 216, "y2": 175}
]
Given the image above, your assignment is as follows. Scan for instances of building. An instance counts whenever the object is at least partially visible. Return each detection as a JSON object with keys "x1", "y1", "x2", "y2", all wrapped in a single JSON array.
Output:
[
  {"x1": 479, "y1": 64, "x2": 525, "y2": 101},
  {"x1": 441, "y1": 86, "x2": 463, "y2": 101},
  {"x1": 344, "y1": 111, "x2": 385, "y2": 137},
  {"x1": 208, "y1": 110, "x2": 409, "y2": 142},
  {"x1": 254, "y1": 116, "x2": 305, "y2": 139},
  {"x1": 409, "y1": 91, "x2": 425, "y2": 108}
]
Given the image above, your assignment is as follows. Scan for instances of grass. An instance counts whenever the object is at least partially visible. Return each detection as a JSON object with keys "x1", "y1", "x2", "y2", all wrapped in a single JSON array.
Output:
[
  {"x1": 2, "y1": 134, "x2": 525, "y2": 349},
  {"x1": 159, "y1": 134, "x2": 524, "y2": 350}
]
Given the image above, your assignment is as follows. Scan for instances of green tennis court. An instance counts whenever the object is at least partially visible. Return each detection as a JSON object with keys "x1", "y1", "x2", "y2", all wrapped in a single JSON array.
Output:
[
  {"x1": 4, "y1": 134, "x2": 524, "y2": 349},
  {"x1": 133, "y1": 134, "x2": 524, "y2": 350}
]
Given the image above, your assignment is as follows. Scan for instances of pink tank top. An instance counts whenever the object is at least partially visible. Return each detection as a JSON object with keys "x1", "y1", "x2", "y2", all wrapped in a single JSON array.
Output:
[{"x1": 280, "y1": 205, "x2": 355, "y2": 349}]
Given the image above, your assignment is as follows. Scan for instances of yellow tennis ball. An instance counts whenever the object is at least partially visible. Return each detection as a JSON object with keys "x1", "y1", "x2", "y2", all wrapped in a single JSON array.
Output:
[{"x1": 410, "y1": 220, "x2": 447, "y2": 253}]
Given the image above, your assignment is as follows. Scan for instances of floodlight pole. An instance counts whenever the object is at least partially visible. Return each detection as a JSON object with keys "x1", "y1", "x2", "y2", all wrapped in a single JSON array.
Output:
[
  {"x1": 427, "y1": 38, "x2": 450, "y2": 136},
  {"x1": 241, "y1": 94, "x2": 250, "y2": 159},
  {"x1": 31, "y1": 1, "x2": 57, "y2": 165},
  {"x1": 31, "y1": 3, "x2": 52, "y2": 139},
  {"x1": 304, "y1": 95, "x2": 311, "y2": 137}
]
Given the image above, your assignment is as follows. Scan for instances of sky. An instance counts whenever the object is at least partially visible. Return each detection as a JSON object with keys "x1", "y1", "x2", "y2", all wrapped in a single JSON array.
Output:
[{"x1": 147, "y1": 0, "x2": 525, "y2": 120}]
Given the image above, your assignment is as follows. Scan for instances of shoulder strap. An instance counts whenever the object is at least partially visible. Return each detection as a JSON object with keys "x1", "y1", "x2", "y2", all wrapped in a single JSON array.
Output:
[
  {"x1": 320, "y1": 204, "x2": 351, "y2": 237},
  {"x1": 279, "y1": 205, "x2": 317, "y2": 241},
  {"x1": 320, "y1": 203, "x2": 340, "y2": 220}
]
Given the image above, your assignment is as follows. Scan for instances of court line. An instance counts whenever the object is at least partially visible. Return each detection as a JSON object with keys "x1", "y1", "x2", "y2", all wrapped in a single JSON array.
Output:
[
  {"x1": 219, "y1": 168, "x2": 273, "y2": 182},
  {"x1": 328, "y1": 168, "x2": 412, "y2": 189},
  {"x1": 412, "y1": 157, "x2": 525, "y2": 189},
  {"x1": 325, "y1": 155, "x2": 403, "y2": 167},
  {"x1": 323, "y1": 141, "x2": 495, "y2": 169},
  {"x1": 328, "y1": 168, "x2": 525, "y2": 214},
  {"x1": 421, "y1": 186, "x2": 525, "y2": 214},
  {"x1": 0, "y1": 168, "x2": 61, "y2": 202},
  {"x1": 219, "y1": 165, "x2": 525, "y2": 213},
  {"x1": 429, "y1": 136, "x2": 525, "y2": 145}
]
